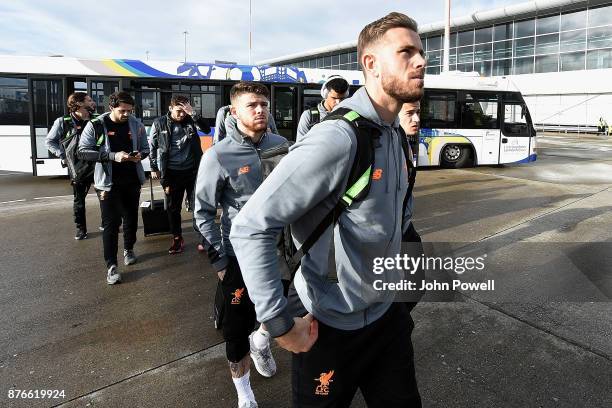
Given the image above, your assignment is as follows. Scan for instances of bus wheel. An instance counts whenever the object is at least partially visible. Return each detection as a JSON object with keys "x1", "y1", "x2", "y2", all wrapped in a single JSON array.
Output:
[{"x1": 441, "y1": 144, "x2": 473, "y2": 168}]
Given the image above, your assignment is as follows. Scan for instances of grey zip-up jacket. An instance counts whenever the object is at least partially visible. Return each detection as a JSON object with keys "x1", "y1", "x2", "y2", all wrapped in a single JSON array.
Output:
[
  {"x1": 230, "y1": 86, "x2": 415, "y2": 337},
  {"x1": 194, "y1": 128, "x2": 289, "y2": 272},
  {"x1": 296, "y1": 101, "x2": 329, "y2": 142},
  {"x1": 77, "y1": 113, "x2": 149, "y2": 191}
]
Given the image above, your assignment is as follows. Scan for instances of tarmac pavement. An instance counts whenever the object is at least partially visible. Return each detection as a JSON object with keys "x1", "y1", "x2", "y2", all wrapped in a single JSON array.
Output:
[{"x1": 0, "y1": 140, "x2": 610, "y2": 407}]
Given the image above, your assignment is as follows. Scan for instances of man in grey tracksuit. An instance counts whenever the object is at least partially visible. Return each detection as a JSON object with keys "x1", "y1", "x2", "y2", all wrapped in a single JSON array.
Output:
[
  {"x1": 296, "y1": 75, "x2": 349, "y2": 142},
  {"x1": 78, "y1": 91, "x2": 149, "y2": 285},
  {"x1": 45, "y1": 92, "x2": 98, "y2": 240},
  {"x1": 230, "y1": 12, "x2": 426, "y2": 407},
  {"x1": 195, "y1": 82, "x2": 286, "y2": 408}
]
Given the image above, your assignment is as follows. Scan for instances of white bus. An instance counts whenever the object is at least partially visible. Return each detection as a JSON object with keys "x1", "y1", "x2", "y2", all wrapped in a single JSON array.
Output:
[
  {"x1": 419, "y1": 72, "x2": 537, "y2": 168},
  {"x1": 0, "y1": 55, "x2": 364, "y2": 176},
  {"x1": 0, "y1": 56, "x2": 535, "y2": 175}
]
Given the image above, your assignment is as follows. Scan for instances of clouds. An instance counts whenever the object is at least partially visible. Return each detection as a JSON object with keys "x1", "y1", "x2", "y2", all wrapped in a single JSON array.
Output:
[{"x1": 0, "y1": 0, "x2": 516, "y2": 63}]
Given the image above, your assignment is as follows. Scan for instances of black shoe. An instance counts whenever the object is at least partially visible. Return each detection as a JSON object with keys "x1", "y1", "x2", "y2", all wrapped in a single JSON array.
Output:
[{"x1": 75, "y1": 229, "x2": 88, "y2": 240}]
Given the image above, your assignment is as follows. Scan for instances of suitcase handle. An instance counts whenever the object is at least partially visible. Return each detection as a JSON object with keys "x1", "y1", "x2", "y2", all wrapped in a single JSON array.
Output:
[{"x1": 149, "y1": 176, "x2": 168, "y2": 210}]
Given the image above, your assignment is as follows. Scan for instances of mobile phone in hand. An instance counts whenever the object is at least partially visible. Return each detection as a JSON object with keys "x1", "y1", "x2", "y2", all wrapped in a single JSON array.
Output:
[{"x1": 128, "y1": 151, "x2": 139, "y2": 157}]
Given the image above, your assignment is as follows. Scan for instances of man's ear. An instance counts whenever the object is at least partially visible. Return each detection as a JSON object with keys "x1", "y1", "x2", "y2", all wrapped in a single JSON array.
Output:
[
  {"x1": 230, "y1": 105, "x2": 237, "y2": 118},
  {"x1": 362, "y1": 50, "x2": 379, "y2": 78}
]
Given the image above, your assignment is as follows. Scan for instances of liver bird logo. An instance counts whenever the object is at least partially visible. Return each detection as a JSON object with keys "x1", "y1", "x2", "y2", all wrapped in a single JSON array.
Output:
[
  {"x1": 314, "y1": 370, "x2": 334, "y2": 396},
  {"x1": 231, "y1": 288, "x2": 245, "y2": 304}
]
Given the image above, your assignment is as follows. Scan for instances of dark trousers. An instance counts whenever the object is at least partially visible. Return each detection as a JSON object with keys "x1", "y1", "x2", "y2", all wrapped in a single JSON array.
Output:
[
  {"x1": 221, "y1": 256, "x2": 257, "y2": 362},
  {"x1": 288, "y1": 288, "x2": 421, "y2": 408},
  {"x1": 97, "y1": 182, "x2": 141, "y2": 268},
  {"x1": 163, "y1": 168, "x2": 204, "y2": 242},
  {"x1": 73, "y1": 179, "x2": 92, "y2": 231}
]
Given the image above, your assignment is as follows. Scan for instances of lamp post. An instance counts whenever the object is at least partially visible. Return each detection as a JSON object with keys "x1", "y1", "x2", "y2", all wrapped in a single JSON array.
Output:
[
  {"x1": 183, "y1": 30, "x2": 189, "y2": 62},
  {"x1": 248, "y1": 0, "x2": 252, "y2": 65},
  {"x1": 443, "y1": 0, "x2": 451, "y2": 72}
]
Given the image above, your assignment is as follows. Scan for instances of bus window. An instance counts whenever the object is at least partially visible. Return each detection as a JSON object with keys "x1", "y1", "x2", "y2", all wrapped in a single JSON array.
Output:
[
  {"x1": 422, "y1": 91, "x2": 458, "y2": 129},
  {"x1": 459, "y1": 92, "x2": 499, "y2": 129},
  {"x1": 138, "y1": 91, "x2": 159, "y2": 119},
  {"x1": 0, "y1": 77, "x2": 29, "y2": 126},
  {"x1": 90, "y1": 81, "x2": 119, "y2": 114},
  {"x1": 502, "y1": 100, "x2": 530, "y2": 136}
]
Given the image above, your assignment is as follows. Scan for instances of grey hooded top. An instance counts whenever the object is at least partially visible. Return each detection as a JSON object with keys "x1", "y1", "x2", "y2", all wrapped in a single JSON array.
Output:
[{"x1": 230, "y1": 86, "x2": 415, "y2": 337}]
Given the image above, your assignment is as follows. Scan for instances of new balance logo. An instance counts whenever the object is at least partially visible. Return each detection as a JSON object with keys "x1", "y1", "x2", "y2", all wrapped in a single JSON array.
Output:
[
  {"x1": 314, "y1": 370, "x2": 334, "y2": 396},
  {"x1": 372, "y1": 168, "x2": 383, "y2": 180}
]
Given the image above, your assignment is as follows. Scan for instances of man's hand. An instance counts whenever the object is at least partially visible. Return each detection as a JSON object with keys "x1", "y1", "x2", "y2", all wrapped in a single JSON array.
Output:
[
  {"x1": 128, "y1": 152, "x2": 142, "y2": 162},
  {"x1": 275, "y1": 314, "x2": 318, "y2": 353},
  {"x1": 178, "y1": 102, "x2": 194, "y2": 116},
  {"x1": 152, "y1": 171, "x2": 161, "y2": 180},
  {"x1": 114, "y1": 151, "x2": 130, "y2": 163},
  {"x1": 217, "y1": 269, "x2": 226, "y2": 281},
  {"x1": 164, "y1": 186, "x2": 171, "y2": 195}
]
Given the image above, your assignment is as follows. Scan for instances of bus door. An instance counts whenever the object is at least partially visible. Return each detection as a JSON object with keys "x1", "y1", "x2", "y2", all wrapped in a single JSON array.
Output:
[
  {"x1": 271, "y1": 85, "x2": 297, "y2": 141},
  {"x1": 31, "y1": 78, "x2": 65, "y2": 176},
  {"x1": 459, "y1": 91, "x2": 500, "y2": 165},
  {"x1": 499, "y1": 94, "x2": 532, "y2": 164}
]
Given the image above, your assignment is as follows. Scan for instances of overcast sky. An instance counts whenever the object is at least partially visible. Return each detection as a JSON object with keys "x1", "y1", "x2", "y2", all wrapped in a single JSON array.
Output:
[{"x1": 1, "y1": 0, "x2": 517, "y2": 64}]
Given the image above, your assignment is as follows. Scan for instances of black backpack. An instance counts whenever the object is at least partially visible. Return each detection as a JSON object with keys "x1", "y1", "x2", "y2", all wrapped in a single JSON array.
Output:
[
  {"x1": 61, "y1": 115, "x2": 103, "y2": 183},
  {"x1": 287, "y1": 107, "x2": 418, "y2": 278}
]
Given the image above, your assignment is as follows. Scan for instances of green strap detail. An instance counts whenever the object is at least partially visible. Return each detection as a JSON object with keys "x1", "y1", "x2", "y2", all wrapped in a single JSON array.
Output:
[
  {"x1": 343, "y1": 110, "x2": 360, "y2": 122},
  {"x1": 96, "y1": 134, "x2": 105, "y2": 146},
  {"x1": 63, "y1": 115, "x2": 71, "y2": 122},
  {"x1": 342, "y1": 166, "x2": 371, "y2": 206}
]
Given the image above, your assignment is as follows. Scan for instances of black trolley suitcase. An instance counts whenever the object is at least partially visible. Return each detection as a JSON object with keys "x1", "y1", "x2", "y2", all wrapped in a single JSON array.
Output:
[{"x1": 141, "y1": 177, "x2": 171, "y2": 236}]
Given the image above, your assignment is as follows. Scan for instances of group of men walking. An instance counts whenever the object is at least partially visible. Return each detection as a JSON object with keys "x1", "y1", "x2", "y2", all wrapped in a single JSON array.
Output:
[{"x1": 46, "y1": 11, "x2": 427, "y2": 408}]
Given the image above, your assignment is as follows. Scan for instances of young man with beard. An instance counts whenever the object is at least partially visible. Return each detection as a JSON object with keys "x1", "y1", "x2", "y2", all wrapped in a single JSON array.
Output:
[
  {"x1": 78, "y1": 92, "x2": 149, "y2": 285},
  {"x1": 230, "y1": 12, "x2": 426, "y2": 407},
  {"x1": 149, "y1": 95, "x2": 210, "y2": 254},
  {"x1": 195, "y1": 82, "x2": 286, "y2": 408},
  {"x1": 213, "y1": 104, "x2": 277, "y2": 144},
  {"x1": 45, "y1": 92, "x2": 98, "y2": 240},
  {"x1": 296, "y1": 75, "x2": 350, "y2": 141}
]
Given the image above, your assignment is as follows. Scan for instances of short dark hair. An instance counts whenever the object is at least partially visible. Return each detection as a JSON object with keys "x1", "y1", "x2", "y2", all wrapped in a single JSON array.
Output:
[
  {"x1": 67, "y1": 92, "x2": 88, "y2": 113},
  {"x1": 326, "y1": 78, "x2": 349, "y2": 95},
  {"x1": 230, "y1": 82, "x2": 269, "y2": 104},
  {"x1": 357, "y1": 12, "x2": 419, "y2": 70},
  {"x1": 109, "y1": 91, "x2": 135, "y2": 108},
  {"x1": 170, "y1": 94, "x2": 190, "y2": 106}
]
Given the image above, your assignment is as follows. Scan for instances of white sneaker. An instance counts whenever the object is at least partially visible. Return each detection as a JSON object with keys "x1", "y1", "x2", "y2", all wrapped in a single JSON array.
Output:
[
  {"x1": 123, "y1": 249, "x2": 137, "y2": 265},
  {"x1": 106, "y1": 265, "x2": 121, "y2": 285},
  {"x1": 238, "y1": 400, "x2": 258, "y2": 408},
  {"x1": 249, "y1": 332, "x2": 276, "y2": 378}
]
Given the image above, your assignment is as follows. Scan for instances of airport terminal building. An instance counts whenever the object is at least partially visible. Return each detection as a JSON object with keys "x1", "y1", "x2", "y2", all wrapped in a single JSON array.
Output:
[{"x1": 259, "y1": 0, "x2": 612, "y2": 130}]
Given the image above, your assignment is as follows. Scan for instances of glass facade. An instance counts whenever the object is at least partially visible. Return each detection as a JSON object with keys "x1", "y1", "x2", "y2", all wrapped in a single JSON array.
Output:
[{"x1": 274, "y1": 3, "x2": 612, "y2": 75}]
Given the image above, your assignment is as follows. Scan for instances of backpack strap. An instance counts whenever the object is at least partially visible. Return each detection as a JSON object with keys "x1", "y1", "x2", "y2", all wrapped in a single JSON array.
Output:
[
  {"x1": 90, "y1": 117, "x2": 106, "y2": 147},
  {"x1": 289, "y1": 108, "x2": 379, "y2": 278},
  {"x1": 310, "y1": 107, "x2": 320, "y2": 125},
  {"x1": 61, "y1": 115, "x2": 75, "y2": 142},
  {"x1": 398, "y1": 127, "x2": 417, "y2": 200}
]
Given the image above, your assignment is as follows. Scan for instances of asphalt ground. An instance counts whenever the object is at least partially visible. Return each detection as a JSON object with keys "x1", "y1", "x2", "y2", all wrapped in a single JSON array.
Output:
[{"x1": 0, "y1": 135, "x2": 610, "y2": 407}]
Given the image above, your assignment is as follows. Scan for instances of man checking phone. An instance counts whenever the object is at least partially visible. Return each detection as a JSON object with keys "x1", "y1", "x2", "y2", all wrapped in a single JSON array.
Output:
[{"x1": 78, "y1": 91, "x2": 149, "y2": 285}]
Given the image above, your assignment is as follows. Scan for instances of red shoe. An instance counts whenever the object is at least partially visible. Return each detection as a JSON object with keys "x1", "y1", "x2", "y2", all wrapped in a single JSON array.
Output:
[{"x1": 169, "y1": 236, "x2": 184, "y2": 254}]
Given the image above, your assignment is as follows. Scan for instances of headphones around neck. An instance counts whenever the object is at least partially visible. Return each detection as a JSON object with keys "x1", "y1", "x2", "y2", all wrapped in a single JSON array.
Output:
[{"x1": 321, "y1": 75, "x2": 350, "y2": 99}]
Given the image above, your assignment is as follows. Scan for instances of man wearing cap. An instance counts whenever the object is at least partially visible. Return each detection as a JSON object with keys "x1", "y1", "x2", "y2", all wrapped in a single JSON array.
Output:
[{"x1": 296, "y1": 75, "x2": 349, "y2": 141}]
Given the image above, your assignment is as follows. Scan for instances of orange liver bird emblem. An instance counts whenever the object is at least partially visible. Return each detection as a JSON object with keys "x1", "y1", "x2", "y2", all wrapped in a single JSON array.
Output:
[
  {"x1": 231, "y1": 287, "x2": 245, "y2": 305},
  {"x1": 314, "y1": 370, "x2": 334, "y2": 396}
]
